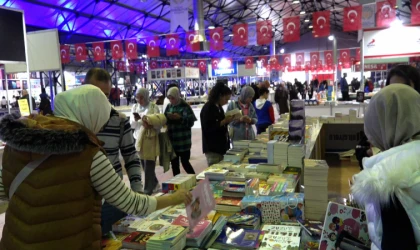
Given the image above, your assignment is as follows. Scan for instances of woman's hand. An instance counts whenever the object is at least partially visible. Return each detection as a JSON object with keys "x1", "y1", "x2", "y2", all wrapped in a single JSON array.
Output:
[
  {"x1": 240, "y1": 116, "x2": 252, "y2": 124},
  {"x1": 168, "y1": 113, "x2": 182, "y2": 120},
  {"x1": 221, "y1": 115, "x2": 234, "y2": 126},
  {"x1": 173, "y1": 189, "x2": 192, "y2": 205}
]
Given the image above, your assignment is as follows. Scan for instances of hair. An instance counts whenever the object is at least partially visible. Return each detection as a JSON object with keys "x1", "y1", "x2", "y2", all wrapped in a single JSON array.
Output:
[
  {"x1": 84, "y1": 68, "x2": 111, "y2": 85},
  {"x1": 386, "y1": 65, "x2": 420, "y2": 93},
  {"x1": 259, "y1": 87, "x2": 269, "y2": 96},
  {"x1": 208, "y1": 82, "x2": 232, "y2": 104}
]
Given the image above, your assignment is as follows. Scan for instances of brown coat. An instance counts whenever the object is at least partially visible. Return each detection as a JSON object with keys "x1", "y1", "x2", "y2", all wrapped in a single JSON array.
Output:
[{"x1": 0, "y1": 114, "x2": 105, "y2": 250}]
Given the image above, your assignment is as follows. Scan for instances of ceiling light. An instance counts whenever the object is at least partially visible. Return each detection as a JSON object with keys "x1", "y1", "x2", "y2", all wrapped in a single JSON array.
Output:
[
  {"x1": 309, "y1": 25, "x2": 313, "y2": 28},
  {"x1": 328, "y1": 35, "x2": 335, "y2": 41},
  {"x1": 300, "y1": 11, "x2": 306, "y2": 15},
  {"x1": 229, "y1": 34, "x2": 233, "y2": 36},
  {"x1": 208, "y1": 26, "x2": 215, "y2": 29},
  {"x1": 292, "y1": 0, "x2": 300, "y2": 3},
  {"x1": 264, "y1": 47, "x2": 267, "y2": 50},
  {"x1": 304, "y1": 19, "x2": 309, "y2": 22},
  {"x1": 280, "y1": 48, "x2": 285, "y2": 54}
]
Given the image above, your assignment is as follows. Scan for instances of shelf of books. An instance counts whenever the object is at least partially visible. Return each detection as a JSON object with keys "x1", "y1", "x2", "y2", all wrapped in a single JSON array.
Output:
[{"x1": 101, "y1": 111, "x2": 369, "y2": 250}]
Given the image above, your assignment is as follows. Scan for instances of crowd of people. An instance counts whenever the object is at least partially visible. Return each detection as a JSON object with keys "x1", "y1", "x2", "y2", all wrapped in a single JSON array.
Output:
[{"x1": 2, "y1": 65, "x2": 420, "y2": 248}]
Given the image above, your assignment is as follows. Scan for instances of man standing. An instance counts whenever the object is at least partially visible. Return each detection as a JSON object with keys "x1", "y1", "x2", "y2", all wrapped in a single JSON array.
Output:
[
  {"x1": 340, "y1": 73, "x2": 350, "y2": 101},
  {"x1": 83, "y1": 68, "x2": 143, "y2": 232},
  {"x1": 294, "y1": 78, "x2": 305, "y2": 100}
]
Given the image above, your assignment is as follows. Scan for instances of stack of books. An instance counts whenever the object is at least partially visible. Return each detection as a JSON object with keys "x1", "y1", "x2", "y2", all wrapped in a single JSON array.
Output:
[
  {"x1": 304, "y1": 159, "x2": 329, "y2": 220},
  {"x1": 245, "y1": 178, "x2": 260, "y2": 196},
  {"x1": 224, "y1": 149, "x2": 248, "y2": 163},
  {"x1": 225, "y1": 172, "x2": 246, "y2": 182},
  {"x1": 249, "y1": 140, "x2": 266, "y2": 152},
  {"x1": 146, "y1": 225, "x2": 188, "y2": 250},
  {"x1": 248, "y1": 156, "x2": 268, "y2": 164},
  {"x1": 196, "y1": 167, "x2": 221, "y2": 180},
  {"x1": 122, "y1": 231, "x2": 155, "y2": 250},
  {"x1": 267, "y1": 140, "x2": 289, "y2": 166},
  {"x1": 256, "y1": 163, "x2": 284, "y2": 174},
  {"x1": 171, "y1": 215, "x2": 212, "y2": 247},
  {"x1": 162, "y1": 174, "x2": 197, "y2": 193},
  {"x1": 222, "y1": 185, "x2": 246, "y2": 198},
  {"x1": 112, "y1": 216, "x2": 146, "y2": 233},
  {"x1": 205, "y1": 169, "x2": 229, "y2": 181},
  {"x1": 212, "y1": 226, "x2": 262, "y2": 249},
  {"x1": 101, "y1": 232, "x2": 130, "y2": 249},
  {"x1": 288, "y1": 144, "x2": 305, "y2": 168},
  {"x1": 200, "y1": 215, "x2": 228, "y2": 249},
  {"x1": 227, "y1": 213, "x2": 261, "y2": 230},
  {"x1": 289, "y1": 100, "x2": 305, "y2": 143},
  {"x1": 245, "y1": 172, "x2": 270, "y2": 181},
  {"x1": 259, "y1": 225, "x2": 301, "y2": 250},
  {"x1": 233, "y1": 140, "x2": 250, "y2": 149},
  {"x1": 269, "y1": 181, "x2": 288, "y2": 195},
  {"x1": 215, "y1": 197, "x2": 242, "y2": 212},
  {"x1": 226, "y1": 164, "x2": 247, "y2": 173},
  {"x1": 211, "y1": 161, "x2": 233, "y2": 169}
]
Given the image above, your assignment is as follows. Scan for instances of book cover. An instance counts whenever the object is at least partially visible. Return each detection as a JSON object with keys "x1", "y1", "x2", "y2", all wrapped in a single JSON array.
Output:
[
  {"x1": 172, "y1": 215, "x2": 212, "y2": 238},
  {"x1": 215, "y1": 226, "x2": 261, "y2": 248},
  {"x1": 297, "y1": 219, "x2": 323, "y2": 236},
  {"x1": 112, "y1": 216, "x2": 145, "y2": 233},
  {"x1": 186, "y1": 178, "x2": 216, "y2": 229},
  {"x1": 215, "y1": 197, "x2": 242, "y2": 206},
  {"x1": 149, "y1": 225, "x2": 187, "y2": 243},
  {"x1": 101, "y1": 232, "x2": 129, "y2": 250},
  {"x1": 259, "y1": 234, "x2": 300, "y2": 250},
  {"x1": 136, "y1": 219, "x2": 171, "y2": 233},
  {"x1": 261, "y1": 225, "x2": 301, "y2": 237},
  {"x1": 319, "y1": 202, "x2": 370, "y2": 250},
  {"x1": 122, "y1": 231, "x2": 155, "y2": 248}
]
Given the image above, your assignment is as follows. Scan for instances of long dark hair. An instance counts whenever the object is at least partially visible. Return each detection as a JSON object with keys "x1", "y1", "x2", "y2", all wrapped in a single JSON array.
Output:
[
  {"x1": 208, "y1": 82, "x2": 232, "y2": 104},
  {"x1": 386, "y1": 65, "x2": 420, "y2": 93}
]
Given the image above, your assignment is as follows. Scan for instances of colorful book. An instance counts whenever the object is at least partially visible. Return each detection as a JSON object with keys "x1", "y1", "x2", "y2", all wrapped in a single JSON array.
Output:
[
  {"x1": 215, "y1": 197, "x2": 242, "y2": 206},
  {"x1": 172, "y1": 215, "x2": 212, "y2": 238},
  {"x1": 147, "y1": 225, "x2": 188, "y2": 247},
  {"x1": 122, "y1": 231, "x2": 154, "y2": 249},
  {"x1": 186, "y1": 178, "x2": 216, "y2": 229},
  {"x1": 297, "y1": 219, "x2": 323, "y2": 236},
  {"x1": 112, "y1": 216, "x2": 145, "y2": 233},
  {"x1": 135, "y1": 219, "x2": 171, "y2": 233},
  {"x1": 101, "y1": 232, "x2": 129, "y2": 250},
  {"x1": 261, "y1": 225, "x2": 301, "y2": 237},
  {"x1": 213, "y1": 226, "x2": 262, "y2": 249},
  {"x1": 259, "y1": 234, "x2": 300, "y2": 250}
]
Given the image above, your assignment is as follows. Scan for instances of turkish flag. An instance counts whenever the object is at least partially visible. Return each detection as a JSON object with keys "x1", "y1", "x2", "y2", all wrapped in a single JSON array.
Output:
[
  {"x1": 376, "y1": 0, "x2": 396, "y2": 28},
  {"x1": 147, "y1": 36, "x2": 160, "y2": 58},
  {"x1": 283, "y1": 16, "x2": 300, "y2": 42},
  {"x1": 75, "y1": 43, "x2": 87, "y2": 62},
  {"x1": 317, "y1": 60, "x2": 323, "y2": 70},
  {"x1": 92, "y1": 42, "x2": 105, "y2": 61},
  {"x1": 111, "y1": 41, "x2": 123, "y2": 60},
  {"x1": 129, "y1": 61, "x2": 136, "y2": 73},
  {"x1": 185, "y1": 60, "x2": 195, "y2": 67},
  {"x1": 125, "y1": 39, "x2": 138, "y2": 60},
  {"x1": 310, "y1": 52, "x2": 320, "y2": 66},
  {"x1": 186, "y1": 31, "x2": 200, "y2": 52},
  {"x1": 412, "y1": 0, "x2": 420, "y2": 24},
  {"x1": 245, "y1": 57, "x2": 254, "y2": 69},
  {"x1": 198, "y1": 60, "x2": 207, "y2": 73},
  {"x1": 135, "y1": 62, "x2": 144, "y2": 74},
  {"x1": 313, "y1": 11, "x2": 330, "y2": 37},
  {"x1": 232, "y1": 23, "x2": 248, "y2": 46},
  {"x1": 295, "y1": 52, "x2": 304, "y2": 66},
  {"x1": 211, "y1": 58, "x2": 220, "y2": 69},
  {"x1": 270, "y1": 56, "x2": 279, "y2": 70},
  {"x1": 166, "y1": 34, "x2": 180, "y2": 56},
  {"x1": 209, "y1": 27, "x2": 224, "y2": 51},
  {"x1": 356, "y1": 48, "x2": 361, "y2": 61},
  {"x1": 350, "y1": 57, "x2": 356, "y2": 65},
  {"x1": 149, "y1": 60, "x2": 158, "y2": 69},
  {"x1": 283, "y1": 54, "x2": 292, "y2": 68},
  {"x1": 324, "y1": 50, "x2": 333, "y2": 66},
  {"x1": 60, "y1": 45, "x2": 70, "y2": 64},
  {"x1": 162, "y1": 61, "x2": 171, "y2": 68},
  {"x1": 343, "y1": 6, "x2": 362, "y2": 32},
  {"x1": 259, "y1": 56, "x2": 268, "y2": 68},
  {"x1": 257, "y1": 20, "x2": 272, "y2": 45},
  {"x1": 117, "y1": 61, "x2": 126, "y2": 72},
  {"x1": 174, "y1": 60, "x2": 182, "y2": 67},
  {"x1": 339, "y1": 49, "x2": 351, "y2": 65},
  {"x1": 305, "y1": 61, "x2": 311, "y2": 72}
]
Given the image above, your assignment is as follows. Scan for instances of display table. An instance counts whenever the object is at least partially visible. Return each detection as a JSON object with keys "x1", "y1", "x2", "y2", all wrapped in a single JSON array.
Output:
[{"x1": 305, "y1": 101, "x2": 367, "y2": 117}]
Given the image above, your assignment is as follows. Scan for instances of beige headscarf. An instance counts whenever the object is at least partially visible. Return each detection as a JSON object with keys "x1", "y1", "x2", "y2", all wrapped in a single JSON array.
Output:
[
  {"x1": 167, "y1": 87, "x2": 181, "y2": 105},
  {"x1": 54, "y1": 85, "x2": 111, "y2": 134},
  {"x1": 364, "y1": 84, "x2": 420, "y2": 151}
]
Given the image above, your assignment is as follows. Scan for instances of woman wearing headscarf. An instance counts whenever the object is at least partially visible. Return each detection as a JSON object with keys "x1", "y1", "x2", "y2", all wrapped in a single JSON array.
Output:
[
  {"x1": 0, "y1": 85, "x2": 191, "y2": 249},
  {"x1": 165, "y1": 87, "x2": 197, "y2": 176},
  {"x1": 351, "y1": 84, "x2": 420, "y2": 250},
  {"x1": 275, "y1": 82, "x2": 289, "y2": 115},
  {"x1": 227, "y1": 86, "x2": 258, "y2": 141},
  {"x1": 130, "y1": 88, "x2": 162, "y2": 195}
]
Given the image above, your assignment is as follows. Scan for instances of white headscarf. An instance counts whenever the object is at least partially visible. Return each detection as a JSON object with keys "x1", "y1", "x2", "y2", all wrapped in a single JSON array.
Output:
[
  {"x1": 167, "y1": 87, "x2": 181, "y2": 105},
  {"x1": 364, "y1": 84, "x2": 420, "y2": 151},
  {"x1": 136, "y1": 88, "x2": 150, "y2": 107},
  {"x1": 54, "y1": 85, "x2": 111, "y2": 134}
]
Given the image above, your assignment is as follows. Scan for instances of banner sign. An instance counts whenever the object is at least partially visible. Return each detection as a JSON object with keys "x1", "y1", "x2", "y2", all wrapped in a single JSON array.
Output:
[
  {"x1": 363, "y1": 26, "x2": 420, "y2": 58},
  {"x1": 355, "y1": 64, "x2": 387, "y2": 71},
  {"x1": 170, "y1": 0, "x2": 189, "y2": 32},
  {"x1": 212, "y1": 61, "x2": 238, "y2": 76}
]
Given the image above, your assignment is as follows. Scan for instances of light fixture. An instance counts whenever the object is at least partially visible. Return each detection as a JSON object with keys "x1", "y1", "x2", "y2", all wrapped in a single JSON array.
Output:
[
  {"x1": 264, "y1": 47, "x2": 267, "y2": 50},
  {"x1": 309, "y1": 25, "x2": 313, "y2": 28},
  {"x1": 292, "y1": 0, "x2": 299, "y2": 3},
  {"x1": 300, "y1": 11, "x2": 306, "y2": 15},
  {"x1": 328, "y1": 35, "x2": 334, "y2": 41},
  {"x1": 229, "y1": 34, "x2": 233, "y2": 36},
  {"x1": 304, "y1": 19, "x2": 309, "y2": 22},
  {"x1": 208, "y1": 26, "x2": 215, "y2": 29},
  {"x1": 280, "y1": 48, "x2": 285, "y2": 54}
]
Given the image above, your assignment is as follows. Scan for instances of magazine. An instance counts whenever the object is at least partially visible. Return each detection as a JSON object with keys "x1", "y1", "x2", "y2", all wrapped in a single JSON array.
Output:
[{"x1": 186, "y1": 178, "x2": 216, "y2": 229}]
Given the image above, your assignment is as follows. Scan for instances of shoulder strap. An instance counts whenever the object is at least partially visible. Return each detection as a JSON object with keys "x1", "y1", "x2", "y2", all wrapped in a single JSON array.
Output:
[{"x1": 9, "y1": 154, "x2": 51, "y2": 199}]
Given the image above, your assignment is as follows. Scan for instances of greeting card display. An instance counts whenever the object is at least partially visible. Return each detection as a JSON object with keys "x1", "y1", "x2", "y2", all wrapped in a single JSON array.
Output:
[
  {"x1": 319, "y1": 202, "x2": 370, "y2": 250},
  {"x1": 261, "y1": 193, "x2": 304, "y2": 224},
  {"x1": 186, "y1": 178, "x2": 216, "y2": 229}
]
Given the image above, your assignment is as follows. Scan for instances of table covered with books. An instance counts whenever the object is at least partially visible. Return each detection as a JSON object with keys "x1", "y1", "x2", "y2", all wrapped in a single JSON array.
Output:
[{"x1": 101, "y1": 101, "x2": 370, "y2": 250}]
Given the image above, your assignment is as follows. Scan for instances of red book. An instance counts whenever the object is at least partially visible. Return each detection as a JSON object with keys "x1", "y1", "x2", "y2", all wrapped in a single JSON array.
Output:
[
  {"x1": 172, "y1": 215, "x2": 211, "y2": 238},
  {"x1": 215, "y1": 197, "x2": 242, "y2": 206},
  {"x1": 122, "y1": 231, "x2": 154, "y2": 249}
]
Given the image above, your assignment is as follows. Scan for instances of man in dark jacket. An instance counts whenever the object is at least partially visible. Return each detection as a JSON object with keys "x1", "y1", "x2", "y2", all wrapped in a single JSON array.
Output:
[{"x1": 340, "y1": 73, "x2": 350, "y2": 101}]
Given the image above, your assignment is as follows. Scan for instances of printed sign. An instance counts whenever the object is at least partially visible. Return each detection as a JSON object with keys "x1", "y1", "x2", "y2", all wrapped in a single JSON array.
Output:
[{"x1": 18, "y1": 99, "x2": 30, "y2": 116}]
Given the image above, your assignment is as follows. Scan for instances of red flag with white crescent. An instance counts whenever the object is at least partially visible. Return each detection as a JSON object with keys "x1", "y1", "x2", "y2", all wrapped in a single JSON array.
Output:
[
  {"x1": 256, "y1": 20, "x2": 272, "y2": 45},
  {"x1": 166, "y1": 34, "x2": 180, "y2": 56},
  {"x1": 324, "y1": 50, "x2": 333, "y2": 66},
  {"x1": 125, "y1": 39, "x2": 138, "y2": 60},
  {"x1": 117, "y1": 61, "x2": 126, "y2": 72},
  {"x1": 305, "y1": 61, "x2": 310, "y2": 72},
  {"x1": 129, "y1": 61, "x2": 136, "y2": 73},
  {"x1": 211, "y1": 58, "x2": 220, "y2": 69},
  {"x1": 136, "y1": 62, "x2": 143, "y2": 74},
  {"x1": 75, "y1": 43, "x2": 87, "y2": 62},
  {"x1": 147, "y1": 36, "x2": 160, "y2": 58},
  {"x1": 376, "y1": 0, "x2": 396, "y2": 28},
  {"x1": 186, "y1": 31, "x2": 200, "y2": 52},
  {"x1": 111, "y1": 41, "x2": 123, "y2": 60},
  {"x1": 343, "y1": 6, "x2": 362, "y2": 32},
  {"x1": 209, "y1": 27, "x2": 224, "y2": 51},
  {"x1": 245, "y1": 57, "x2": 254, "y2": 69},
  {"x1": 198, "y1": 60, "x2": 207, "y2": 73},
  {"x1": 92, "y1": 42, "x2": 105, "y2": 62},
  {"x1": 269, "y1": 56, "x2": 279, "y2": 70},
  {"x1": 356, "y1": 48, "x2": 361, "y2": 61},
  {"x1": 149, "y1": 60, "x2": 158, "y2": 69},
  {"x1": 312, "y1": 11, "x2": 330, "y2": 37},
  {"x1": 339, "y1": 49, "x2": 351, "y2": 65},
  {"x1": 310, "y1": 52, "x2": 320, "y2": 67},
  {"x1": 295, "y1": 52, "x2": 304, "y2": 66},
  {"x1": 232, "y1": 23, "x2": 249, "y2": 46},
  {"x1": 282, "y1": 54, "x2": 291, "y2": 68},
  {"x1": 185, "y1": 60, "x2": 195, "y2": 67},
  {"x1": 162, "y1": 61, "x2": 171, "y2": 68},
  {"x1": 283, "y1": 16, "x2": 300, "y2": 42},
  {"x1": 258, "y1": 56, "x2": 268, "y2": 68},
  {"x1": 412, "y1": 0, "x2": 420, "y2": 24},
  {"x1": 60, "y1": 45, "x2": 70, "y2": 64},
  {"x1": 174, "y1": 60, "x2": 182, "y2": 67}
]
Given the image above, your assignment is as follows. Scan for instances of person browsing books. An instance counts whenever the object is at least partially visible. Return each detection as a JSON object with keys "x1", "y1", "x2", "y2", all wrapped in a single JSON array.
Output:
[
  {"x1": 351, "y1": 84, "x2": 420, "y2": 250},
  {"x1": 200, "y1": 82, "x2": 233, "y2": 166},
  {"x1": 254, "y1": 87, "x2": 275, "y2": 134},
  {"x1": 165, "y1": 87, "x2": 197, "y2": 176},
  {"x1": 227, "y1": 86, "x2": 258, "y2": 141},
  {"x1": 0, "y1": 85, "x2": 192, "y2": 250}
]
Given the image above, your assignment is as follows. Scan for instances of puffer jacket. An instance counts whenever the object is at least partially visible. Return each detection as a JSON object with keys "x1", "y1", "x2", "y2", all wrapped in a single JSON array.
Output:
[{"x1": 351, "y1": 140, "x2": 420, "y2": 250}]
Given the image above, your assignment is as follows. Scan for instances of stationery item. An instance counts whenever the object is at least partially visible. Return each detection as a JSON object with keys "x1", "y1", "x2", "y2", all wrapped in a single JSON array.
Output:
[
  {"x1": 261, "y1": 193, "x2": 304, "y2": 224},
  {"x1": 186, "y1": 178, "x2": 216, "y2": 229}
]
